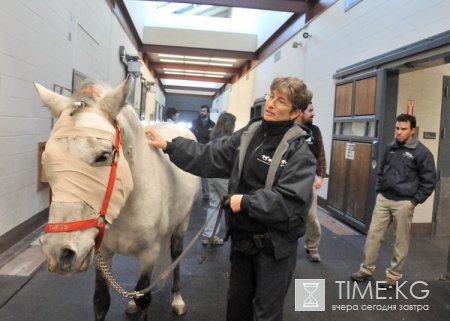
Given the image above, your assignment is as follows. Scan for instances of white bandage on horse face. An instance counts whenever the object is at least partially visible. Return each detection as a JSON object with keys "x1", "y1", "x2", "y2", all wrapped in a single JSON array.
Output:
[
  {"x1": 43, "y1": 109, "x2": 133, "y2": 224},
  {"x1": 75, "y1": 112, "x2": 116, "y2": 135}
]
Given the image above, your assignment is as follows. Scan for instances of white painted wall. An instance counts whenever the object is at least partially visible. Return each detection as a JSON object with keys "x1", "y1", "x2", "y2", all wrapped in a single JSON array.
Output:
[
  {"x1": 222, "y1": 0, "x2": 450, "y2": 224},
  {"x1": 0, "y1": 0, "x2": 156, "y2": 237},
  {"x1": 227, "y1": 73, "x2": 255, "y2": 131}
]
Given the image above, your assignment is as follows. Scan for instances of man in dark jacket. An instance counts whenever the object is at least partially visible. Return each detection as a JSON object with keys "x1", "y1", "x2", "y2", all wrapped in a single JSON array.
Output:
[
  {"x1": 352, "y1": 113, "x2": 436, "y2": 287},
  {"x1": 191, "y1": 105, "x2": 215, "y2": 143},
  {"x1": 191, "y1": 105, "x2": 215, "y2": 199},
  {"x1": 147, "y1": 77, "x2": 316, "y2": 321},
  {"x1": 295, "y1": 103, "x2": 327, "y2": 262}
]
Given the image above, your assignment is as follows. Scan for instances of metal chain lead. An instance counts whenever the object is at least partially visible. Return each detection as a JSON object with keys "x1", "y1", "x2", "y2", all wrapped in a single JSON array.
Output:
[
  {"x1": 95, "y1": 251, "x2": 144, "y2": 299},
  {"x1": 93, "y1": 206, "x2": 221, "y2": 299}
]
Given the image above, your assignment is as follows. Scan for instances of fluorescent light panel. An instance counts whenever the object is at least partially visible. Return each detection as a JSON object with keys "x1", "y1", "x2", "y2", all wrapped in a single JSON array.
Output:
[
  {"x1": 158, "y1": 54, "x2": 236, "y2": 66},
  {"x1": 163, "y1": 68, "x2": 226, "y2": 75}
]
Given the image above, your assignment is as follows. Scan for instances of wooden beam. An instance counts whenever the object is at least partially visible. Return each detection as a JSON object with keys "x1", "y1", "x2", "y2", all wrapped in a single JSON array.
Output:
[
  {"x1": 135, "y1": 0, "x2": 308, "y2": 13},
  {"x1": 140, "y1": 44, "x2": 257, "y2": 60},
  {"x1": 255, "y1": 13, "x2": 305, "y2": 62}
]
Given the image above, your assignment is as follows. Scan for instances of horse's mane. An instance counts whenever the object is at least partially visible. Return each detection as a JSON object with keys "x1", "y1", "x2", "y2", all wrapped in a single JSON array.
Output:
[
  {"x1": 119, "y1": 105, "x2": 143, "y2": 134},
  {"x1": 70, "y1": 79, "x2": 141, "y2": 135},
  {"x1": 71, "y1": 79, "x2": 109, "y2": 105}
]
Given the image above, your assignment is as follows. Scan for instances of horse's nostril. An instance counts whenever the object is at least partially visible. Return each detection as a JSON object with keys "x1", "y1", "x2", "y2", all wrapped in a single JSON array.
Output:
[{"x1": 60, "y1": 248, "x2": 76, "y2": 263}]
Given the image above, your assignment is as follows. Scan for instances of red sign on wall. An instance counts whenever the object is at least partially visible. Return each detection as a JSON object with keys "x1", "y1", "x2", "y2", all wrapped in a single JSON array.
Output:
[{"x1": 406, "y1": 99, "x2": 415, "y2": 115}]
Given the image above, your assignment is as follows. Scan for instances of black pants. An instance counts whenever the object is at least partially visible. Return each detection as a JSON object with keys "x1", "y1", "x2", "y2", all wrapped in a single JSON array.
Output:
[{"x1": 226, "y1": 245, "x2": 297, "y2": 321}]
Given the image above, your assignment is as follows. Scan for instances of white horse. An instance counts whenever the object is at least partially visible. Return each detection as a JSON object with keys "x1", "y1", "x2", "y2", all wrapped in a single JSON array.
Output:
[{"x1": 35, "y1": 78, "x2": 199, "y2": 321}]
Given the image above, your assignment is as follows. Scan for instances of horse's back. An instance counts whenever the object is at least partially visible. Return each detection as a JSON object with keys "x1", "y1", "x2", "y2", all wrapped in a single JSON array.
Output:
[{"x1": 150, "y1": 122, "x2": 196, "y2": 142}]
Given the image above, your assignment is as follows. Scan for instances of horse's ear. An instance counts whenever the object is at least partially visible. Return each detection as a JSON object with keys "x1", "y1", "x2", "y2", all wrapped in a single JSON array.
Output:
[
  {"x1": 34, "y1": 83, "x2": 71, "y2": 118},
  {"x1": 101, "y1": 77, "x2": 131, "y2": 118}
]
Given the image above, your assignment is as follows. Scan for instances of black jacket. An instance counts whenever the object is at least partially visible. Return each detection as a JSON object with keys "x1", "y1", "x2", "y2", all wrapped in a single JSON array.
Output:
[
  {"x1": 376, "y1": 137, "x2": 436, "y2": 205},
  {"x1": 191, "y1": 117, "x2": 215, "y2": 143},
  {"x1": 165, "y1": 119, "x2": 316, "y2": 259}
]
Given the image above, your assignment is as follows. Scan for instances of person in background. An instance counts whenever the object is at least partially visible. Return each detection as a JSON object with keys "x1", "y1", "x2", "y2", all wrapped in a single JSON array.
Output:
[
  {"x1": 295, "y1": 103, "x2": 327, "y2": 262},
  {"x1": 165, "y1": 107, "x2": 179, "y2": 123},
  {"x1": 351, "y1": 113, "x2": 436, "y2": 287},
  {"x1": 146, "y1": 77, "x2": 315, "y2": 321},
  {"x1": 202, "y1": 112, "x2": 237, "y2": 245},
  {"x1": 191, "y1": 105, "x2": 216, "y2": 200}
]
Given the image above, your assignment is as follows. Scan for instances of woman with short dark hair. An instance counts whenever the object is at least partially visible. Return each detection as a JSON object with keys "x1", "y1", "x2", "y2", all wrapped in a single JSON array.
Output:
[{"x1": 146, "y1": 77, "x2": 316, "y2": 321}]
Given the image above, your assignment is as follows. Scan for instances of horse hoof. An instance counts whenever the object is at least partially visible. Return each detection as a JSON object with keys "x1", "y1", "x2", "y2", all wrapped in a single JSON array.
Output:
[
  {"x1": 126, "y1": 300, "x2": 139, "y2": 315},
  {"x1": 171, "y1": 292, "x2": 187, "y2": 315},
  {"x1": 172, "y1": 303, "x2": 187, "y2": 315}
]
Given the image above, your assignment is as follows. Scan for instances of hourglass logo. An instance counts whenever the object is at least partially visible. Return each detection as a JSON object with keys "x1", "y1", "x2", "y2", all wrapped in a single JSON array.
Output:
[{"x1": 295, "y1": 279, "x2": 325, "y2": 311}]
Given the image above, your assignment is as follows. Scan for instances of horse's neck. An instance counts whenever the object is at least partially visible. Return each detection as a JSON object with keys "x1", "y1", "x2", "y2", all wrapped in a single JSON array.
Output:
[{"x1": 117, "y1": 107, "x2": 161, "y2": 184}]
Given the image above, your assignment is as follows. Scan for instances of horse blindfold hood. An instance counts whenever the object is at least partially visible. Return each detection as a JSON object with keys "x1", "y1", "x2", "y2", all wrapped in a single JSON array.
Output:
[{"x1": 42, "y1": 109, "x2": 133, "y2": 224}]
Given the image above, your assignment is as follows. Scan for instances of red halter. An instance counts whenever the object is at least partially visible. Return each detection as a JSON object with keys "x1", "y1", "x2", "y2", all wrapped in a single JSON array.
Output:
[{"x1": 44, "y1": 121, "x2": 122, "y2": 251}]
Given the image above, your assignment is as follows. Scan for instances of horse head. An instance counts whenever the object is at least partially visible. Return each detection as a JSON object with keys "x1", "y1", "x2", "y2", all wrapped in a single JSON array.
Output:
[{"x1": 35, "y1": 78, "x2": 134, "y2": 276}]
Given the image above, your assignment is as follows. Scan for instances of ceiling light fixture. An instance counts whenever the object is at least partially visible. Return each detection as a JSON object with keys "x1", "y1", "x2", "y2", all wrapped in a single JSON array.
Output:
[
  {"x1": 205, "y1": 71, "x2": 227, "y2": 75},
  {"x1": 185, "y1": 56, "x2": 210, "y2": 60},
  {"x1": 163, "y1": 68, "x2": 185, "y2": 72},
  {"x1": 211, "y1": 58, "x2": 236, "y2": 62},
  {"x1": 158, "y1": 54, "x2": 184, "y2": 59},
  {"x1": 160, "y1": 59, "x2": 186, "y2": 63},
  {"x1": 186, "y1": 60, "x2": 211, "y2": 65},
  {"x1": 209, "y1": 62, "x2": 233, "y2": 67},
  {"x1": 164, "y1": 71, "x2": 185, "y2": 75}
]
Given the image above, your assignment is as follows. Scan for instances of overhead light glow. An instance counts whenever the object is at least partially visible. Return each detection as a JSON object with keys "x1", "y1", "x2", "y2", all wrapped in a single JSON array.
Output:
[
  {"x1": 185, "y1": 56, "x2": 210, "y2": 60},
  {"x1": 158, "y1": 54, "x2": 236, "y2": 66},
  {"x1": 164, "y1": 71, "x2": 185, "y2": 75},
  {"x1": 186, "y1": 60, "x2": 210, "y2": 65},
  {"x1": 211, "y1": 58, "x2": 236, "y2": 62},
  {"x1": 205, "y1": 71, "x2": 227, "y2": 75},
  {"x1": 209, "y1": 62, "x2": 234, "y2": 67},
  {"x1": 182, "y1": 70, "x2": 205, "y2": 74},
  {"x1": 160, "y1": 59, "x2": 186, "y2": 63},
  {"x1": 185, "y1": 72, "x2": 205, "y2": 77},
  {"x1": 158, "y1": 54, "x2": 184, "y2": 59},
  {"x1": 163, "y1": 68, "x2": 185, "y2": 72}
]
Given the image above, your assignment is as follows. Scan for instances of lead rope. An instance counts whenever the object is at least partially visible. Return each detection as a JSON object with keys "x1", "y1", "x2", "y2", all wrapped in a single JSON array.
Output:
[
  {"x1": 94, "y1": 203, "x2": 224, "y2": 299},
  {"x1": 95, "y1": 251, "x2": 145, "y2": 298},
  {"x1": 198, "y1": 204, "x2": 225, "y2": 264}
]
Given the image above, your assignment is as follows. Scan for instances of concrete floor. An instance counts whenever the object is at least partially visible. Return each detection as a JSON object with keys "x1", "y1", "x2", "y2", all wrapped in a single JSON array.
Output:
[{"x1": 0, "y1": 197, "x2": 449, "y2": 321}]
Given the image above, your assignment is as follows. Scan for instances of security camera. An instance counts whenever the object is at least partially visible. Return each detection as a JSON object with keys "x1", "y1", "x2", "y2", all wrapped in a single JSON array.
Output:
[
  {"x1": 292, "y1": 41, "x2": 302, "y2": 48},
  {"x1": 303, "y1": 32, "x2": 311, "y2": 39}
]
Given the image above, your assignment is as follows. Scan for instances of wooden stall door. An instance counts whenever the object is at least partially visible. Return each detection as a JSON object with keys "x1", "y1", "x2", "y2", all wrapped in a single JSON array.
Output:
[
  {"x1": 347, "y1": 143, "x2": 372, "y2": 221},
  {"x1": 327, "y1": 140, "x2": 347, "y2": 211},
  {"x1": 327, "y1": 73, "x2": 382, "y2": 231}
]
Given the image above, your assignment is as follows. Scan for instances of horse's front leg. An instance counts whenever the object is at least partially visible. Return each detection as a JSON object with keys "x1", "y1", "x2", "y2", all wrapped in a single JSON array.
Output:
[
  {"x1": 126, "y1": 252, "x2": 156, "y2": 320},
  {"x1": 93, "y1": 252, "x2": 113, "y2": 321},
  {"x1": 171, "y1": 229, "x2": 187, "y2": 315}
]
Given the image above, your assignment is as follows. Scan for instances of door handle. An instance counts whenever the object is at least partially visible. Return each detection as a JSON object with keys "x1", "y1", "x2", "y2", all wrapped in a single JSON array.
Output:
[{"x1": 371, "y1": 140, "x2": 379, "y2": 169}]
